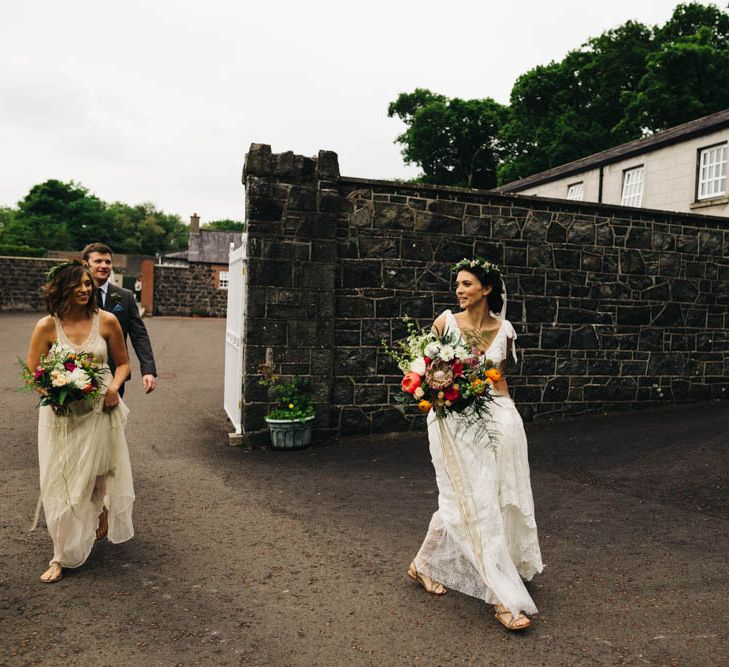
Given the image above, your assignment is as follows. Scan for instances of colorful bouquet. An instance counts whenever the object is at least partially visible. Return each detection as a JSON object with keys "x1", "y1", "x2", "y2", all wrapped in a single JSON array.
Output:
[
  {"x1": 384, "y1": 318, "x2": 502, "y2": 419},
  {"x1": 21, "y1": 343, "x2": 105, "y2": 416}
]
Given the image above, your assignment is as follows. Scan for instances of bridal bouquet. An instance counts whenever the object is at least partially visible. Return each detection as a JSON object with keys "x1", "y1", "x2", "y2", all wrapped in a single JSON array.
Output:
[
  {"x1": 383, "y1": 318, "x2": 501, "y2": 419},
  {"x1": 21, "y1": 343, "x2": 105, "y2": 416}
]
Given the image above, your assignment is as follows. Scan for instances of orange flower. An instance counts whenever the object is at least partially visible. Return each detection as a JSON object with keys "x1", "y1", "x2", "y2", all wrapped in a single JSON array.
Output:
[
  {"x1": 486, "y1": 368, "x2": 502, "y2": 382},
  {"x1": 401, "y1": 371, "x2": 422, "y2": 394},
  {"x1": 418, "y1": 400, "x2": 432, "y2": 414}
]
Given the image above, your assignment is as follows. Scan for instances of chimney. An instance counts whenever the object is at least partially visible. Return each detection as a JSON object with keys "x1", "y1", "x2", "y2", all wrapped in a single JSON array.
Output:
[{"x1": 190, "y1": 212, "x2": 200, "y2": 233}]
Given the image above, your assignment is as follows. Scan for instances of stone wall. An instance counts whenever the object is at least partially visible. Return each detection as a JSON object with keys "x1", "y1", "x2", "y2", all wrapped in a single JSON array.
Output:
[
  {"x1": 0, "y1": 256, "x2": 58, "y2": 311},
  {"x1": 240, "y1": 144, "x2": 729, "y2": 444},
  {"x1": 153, "y1": 263, "x2": 228, "y2": 317}
]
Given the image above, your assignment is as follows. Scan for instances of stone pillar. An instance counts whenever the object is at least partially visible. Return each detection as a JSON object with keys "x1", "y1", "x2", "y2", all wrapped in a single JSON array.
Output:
[{"x1": 241, "y1": 144, "x2": 341, "y2": 446}]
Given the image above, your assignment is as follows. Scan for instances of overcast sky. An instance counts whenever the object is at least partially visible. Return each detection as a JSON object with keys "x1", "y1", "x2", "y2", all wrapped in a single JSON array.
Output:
[{"x1": 2, "y1": 0, "x2": 687, "y2": 223}]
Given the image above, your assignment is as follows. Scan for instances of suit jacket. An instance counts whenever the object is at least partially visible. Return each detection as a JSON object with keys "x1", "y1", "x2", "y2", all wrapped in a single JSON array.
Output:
[{"x1": 100, "y1": 283, "x2": 157, "y2": 382}]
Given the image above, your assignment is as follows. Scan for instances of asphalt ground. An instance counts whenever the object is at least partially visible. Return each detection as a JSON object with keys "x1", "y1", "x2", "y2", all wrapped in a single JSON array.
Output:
[{"x1": 1, "y1": 313, "x2": 727, "y2": 666}]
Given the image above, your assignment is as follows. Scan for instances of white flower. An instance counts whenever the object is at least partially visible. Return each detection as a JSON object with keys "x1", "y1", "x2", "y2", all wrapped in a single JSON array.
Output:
[
  {"x1": 50, "y1": 370, "x2": 70, "y2": 387},
  {"x1": 424, "y1": 341, "x2": 441, "y2": 358},
  {"x1": 413, "y1": 387, "x2": 425, "y2": 399},
  {"x1": 438, "y1": 345, "x2": 455, "y2": 362},
  {"x1": 410, "y1": 357, "x2": 426, "y2": 375},
  {"x1": 455, "y1": 346, "x2": 469, "y2": 360},
  {"x1": 68, "y1": 367, "x2": 90, "y2": 388}
]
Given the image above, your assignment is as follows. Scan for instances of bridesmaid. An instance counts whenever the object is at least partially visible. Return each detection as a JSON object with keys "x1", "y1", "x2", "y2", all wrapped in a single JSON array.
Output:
[
  {"x1": 407, "y1": 257, "x2": 543, "y2": 630},
  {"x1": 27, "y1": 261, "x2": 135, "y2": 583}
]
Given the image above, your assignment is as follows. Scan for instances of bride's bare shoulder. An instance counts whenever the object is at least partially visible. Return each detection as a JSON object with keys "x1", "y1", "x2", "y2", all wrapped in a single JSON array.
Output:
[
  {"x1": 432, "y1": 311, "x2": 449, "y2": 336},
  {"x1": 33, "y1": 315, "x2": 54, "y2": 333}
]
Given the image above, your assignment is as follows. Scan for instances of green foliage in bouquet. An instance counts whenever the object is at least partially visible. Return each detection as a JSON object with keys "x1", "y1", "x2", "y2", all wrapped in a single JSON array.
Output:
[{"x1": 258, "y1": 363, "x2": 315, "y2": 420}]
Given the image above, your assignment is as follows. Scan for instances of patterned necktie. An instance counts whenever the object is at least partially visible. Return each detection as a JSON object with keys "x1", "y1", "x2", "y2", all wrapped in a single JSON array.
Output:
[{"x1": 96, "y1": 288, "x2": 104, "y2": 309}]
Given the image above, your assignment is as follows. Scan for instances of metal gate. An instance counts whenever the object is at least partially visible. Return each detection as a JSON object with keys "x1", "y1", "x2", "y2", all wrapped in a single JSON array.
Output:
[{"x1": 223, "y1": 236, "x2": 247, "y2": 433}]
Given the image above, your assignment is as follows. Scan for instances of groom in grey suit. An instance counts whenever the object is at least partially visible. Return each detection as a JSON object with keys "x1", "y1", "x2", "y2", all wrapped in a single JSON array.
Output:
[{"x1": 82, "y1": 242, "x2": 157, "y2": 397}]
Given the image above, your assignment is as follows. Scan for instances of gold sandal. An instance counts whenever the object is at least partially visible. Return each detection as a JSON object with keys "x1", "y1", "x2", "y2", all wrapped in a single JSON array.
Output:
[
  {"x1": 95, "y1": 507, "x2": 108, "y2": 541},
  {"x1": 494, "y1": 607, "x2": 530, "y2": 631},
  {"x1": 40, "y1": 562, "x2": 63, "y2": 584},
  {"x1": 407, "y1": 562, "x2": 447, "y2": 595}
]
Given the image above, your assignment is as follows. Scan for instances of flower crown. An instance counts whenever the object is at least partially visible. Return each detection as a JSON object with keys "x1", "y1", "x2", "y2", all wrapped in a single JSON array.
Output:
[
  {"x1": 45, "y1": 260, "x2": 87, "y2": 283},
  {"x1": 451, "y1": 257, "x2": 501, "y2": 276}
]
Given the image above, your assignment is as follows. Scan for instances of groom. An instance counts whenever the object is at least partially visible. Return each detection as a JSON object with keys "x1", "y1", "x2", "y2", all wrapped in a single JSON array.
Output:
[{"x1": 82, "y1": 242, "x2": 157, "y2": 397}]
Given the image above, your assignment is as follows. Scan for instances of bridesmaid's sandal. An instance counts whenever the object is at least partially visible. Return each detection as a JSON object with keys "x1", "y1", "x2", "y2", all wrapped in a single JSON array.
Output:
[
  {"x1": 40, "y1": 562, "x2": 63, "y2": 584},
  {"x1": 494, "y1": 606, "x2": 530, "y2": 631},
  {"x1": 407, "y1": 562, "x2": 447, "y2": 595},
  {"x1": 95, "y1": 507, "x2": 108, "y2": 541}
]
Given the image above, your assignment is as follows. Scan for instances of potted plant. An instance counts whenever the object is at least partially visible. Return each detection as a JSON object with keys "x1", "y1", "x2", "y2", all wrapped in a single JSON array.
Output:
[{"x1": 258, "y1": 363, "x2": 315, "y2": 449}]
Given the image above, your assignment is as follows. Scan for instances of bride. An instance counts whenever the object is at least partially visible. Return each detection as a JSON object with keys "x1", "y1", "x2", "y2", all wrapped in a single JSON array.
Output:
[
  {"x1": 26, "y1": 261, "x2": 135, "y2": 583},
  {"x1": 407, "y1": 257, "x2": 543, "y2": 630}
]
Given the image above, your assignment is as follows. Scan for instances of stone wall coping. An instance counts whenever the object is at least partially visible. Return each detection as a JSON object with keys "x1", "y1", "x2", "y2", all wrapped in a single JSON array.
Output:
[
  {"x1": 335, "y1": 176, "x2": 729, "y2": 227},
  {"x1": 0, "y1": 256, "x2": 58, "y2": 262}
]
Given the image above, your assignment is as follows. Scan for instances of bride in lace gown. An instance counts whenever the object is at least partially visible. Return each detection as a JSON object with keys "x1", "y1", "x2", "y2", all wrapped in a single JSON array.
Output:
[
  {"x1": 26, "y1": 262, "x2": 135, "y2": 583},
  {"x1": 408, "y1": 258, "x2": 543, "y2": 631}
]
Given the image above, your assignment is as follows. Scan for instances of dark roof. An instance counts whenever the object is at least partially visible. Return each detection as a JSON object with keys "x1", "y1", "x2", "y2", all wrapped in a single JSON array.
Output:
[
  {"x1": 497, "y1": 108, "x2": 729, "y2": 192},
  {"x1": 187, "y1": 230, "x2": 243, "y2": 264}
]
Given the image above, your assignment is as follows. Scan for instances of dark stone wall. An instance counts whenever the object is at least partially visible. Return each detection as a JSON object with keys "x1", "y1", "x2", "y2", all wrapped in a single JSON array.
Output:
[
  {"x1": 154, "y1": 263, "x2": 228, "y2": 317},
  {"x1": 0, "y1": 256, "x2": 58, "y2": 311},
  {"x1": 241, "y1": 144, "x2": 729, "y2": 443}
]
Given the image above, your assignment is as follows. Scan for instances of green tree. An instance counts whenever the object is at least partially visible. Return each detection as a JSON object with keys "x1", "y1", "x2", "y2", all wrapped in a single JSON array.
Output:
[
  {"x1": 12, "y1": 180, "x2": 111, "y2": 249},
  {"x1": 108, "y1": 202, "x2": 188, "y2": 255},
  {"x1": 2, "y1": 179, "x2": 188, "y2": 255},
  {"x1": 621, "y1": 4, "x2": 729, "y2": 132},
  {"x1": 388, "y1": 88, "x2": 508, "y2": 188},
  {"x1": 201, "y1": 219, "x2": 245, "y2": 232},
  {"x1": 498, "y1": 3, "x2": 729, "y2": 183},
  {"x1": 498, "y1": 20, "x2": 654, "y2": 183}
]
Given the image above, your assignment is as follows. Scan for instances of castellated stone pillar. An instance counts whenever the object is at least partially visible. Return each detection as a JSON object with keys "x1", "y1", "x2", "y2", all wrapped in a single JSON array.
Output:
[{"x1": 240, "y1": 143, "x2": 341, "y2": 446}]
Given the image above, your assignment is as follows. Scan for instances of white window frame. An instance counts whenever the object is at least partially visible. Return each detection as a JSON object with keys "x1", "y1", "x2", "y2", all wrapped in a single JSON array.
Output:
[
  {"x1": 566, "y1": 182, "x2": 584, "y2": 201},
  {"x1": 697, "y1": 143, "x2": 727, "y2": 200},
  {"x1": 621, "y1": 166, "x2": 644, "y2": 207},
  {"x1": 218, "y1": 270, "x2": 229, "y2": 289}
]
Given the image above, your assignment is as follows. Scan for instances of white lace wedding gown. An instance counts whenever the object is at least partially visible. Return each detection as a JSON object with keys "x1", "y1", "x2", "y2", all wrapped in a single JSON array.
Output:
[
  {"x1": 414, "y1": 310, "x2": 543, "y2": 616},
  {"x1": 34, "y1": 312, "x2": 135, "y2": 568}
]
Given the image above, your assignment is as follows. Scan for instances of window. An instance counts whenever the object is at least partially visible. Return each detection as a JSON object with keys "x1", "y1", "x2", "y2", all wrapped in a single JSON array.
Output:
[
  {"x1": 621, "y1": 166, "x2": 644, "y2": 207},
  {"x1": 566, "y1": 182, "x2": 584, "y2": 201},
  {"x1": 697, "y1": 143, "x2": 727, "y2": 200},
  {"x1": 218, "y1": 270, "x2": 229, "y2": 289}
]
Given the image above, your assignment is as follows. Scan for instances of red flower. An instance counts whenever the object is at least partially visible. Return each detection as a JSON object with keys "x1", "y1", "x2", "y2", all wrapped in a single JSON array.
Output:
[
  {"x1": 401, "y1": 371, "x2": 422, "y2": 394},
  {"x1": 452, "y1": 360, "x2": 464, "y2": 377},
  {"x1": 82, "y1": 383, "x2": 94, "y2": 394},
  {"x1": 34, "y1": 368, "x2": 45, "y2": 381},
  {"x1": 443, "y1": 384, "x2": 459, "y2": 402},
  {"x1": 424, "y1": 356, "x2": 431, "y2": 365},
  {"x1": 64, "y1": 362, "x2": 76, "y2": 371}
]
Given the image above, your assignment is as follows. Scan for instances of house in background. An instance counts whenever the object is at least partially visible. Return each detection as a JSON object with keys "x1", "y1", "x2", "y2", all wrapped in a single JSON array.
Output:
[
  {"x1": 497, "y1": 108, "x2": 729, "y2": 217},
  {"x1": 152, "y1": 213, "x2": 244, "y2": 316}
]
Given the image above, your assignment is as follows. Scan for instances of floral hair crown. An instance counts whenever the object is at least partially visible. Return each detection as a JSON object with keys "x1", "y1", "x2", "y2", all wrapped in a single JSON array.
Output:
[
  {"x1": 45, "y1": 260, "x2": 87, "y2": 283},
  {"x1": 451, "y1": 257, "x2": 501, "y2": 276}
]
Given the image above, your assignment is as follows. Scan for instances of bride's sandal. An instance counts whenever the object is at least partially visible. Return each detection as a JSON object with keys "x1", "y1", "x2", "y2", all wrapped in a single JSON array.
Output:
[
  {"x1": 40, "y1": 562, "x2": 63, "y2": 584},
  {"x1": 95, "y1": 507, "x2": 108, "y2": 541},
  {"x1": 407, "y1": 562, "x2": 447, "y2": 595},
  {"x1": 494, "y1": 606, "x2": 530, "y2": 631}
]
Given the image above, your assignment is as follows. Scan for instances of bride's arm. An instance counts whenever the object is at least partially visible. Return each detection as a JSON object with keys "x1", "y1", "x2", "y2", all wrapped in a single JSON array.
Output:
[
  {"x1": 101, "y1": 313, "x2": 130, "y2": 409},
  {"x1": 494, "y1": 339, "x2": 512, "y2": 396},
  {"x1": 26, "y1": 317, "x2": 54, "y2": 392}
]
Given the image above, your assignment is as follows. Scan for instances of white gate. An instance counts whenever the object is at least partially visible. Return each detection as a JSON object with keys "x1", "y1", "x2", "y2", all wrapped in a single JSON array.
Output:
[{"x1": 224, "y1": 236, "x2": 247, "y2": 433}]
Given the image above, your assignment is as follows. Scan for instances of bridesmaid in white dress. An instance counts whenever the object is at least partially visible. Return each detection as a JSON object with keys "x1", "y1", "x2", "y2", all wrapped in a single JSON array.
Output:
[
  {"x1": 26, "y1": 262, "x2": 135, "y2": 583},
  {"x1": 407, "y1": 258, "x2": 543, "y2": 631}
]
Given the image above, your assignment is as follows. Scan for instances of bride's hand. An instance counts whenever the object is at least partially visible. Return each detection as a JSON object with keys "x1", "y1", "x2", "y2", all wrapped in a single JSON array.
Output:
[{"x1": 103, "y1": 387, "x2": 120, "y2": 410}]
